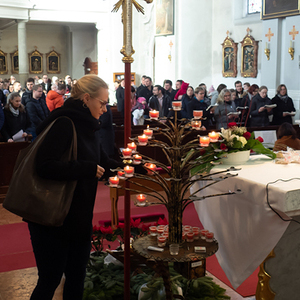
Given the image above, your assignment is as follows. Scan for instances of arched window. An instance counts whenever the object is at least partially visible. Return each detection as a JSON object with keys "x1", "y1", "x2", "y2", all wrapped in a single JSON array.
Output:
[{"x1": 248, "y1": 0, "x2": 261, "y2": 14}]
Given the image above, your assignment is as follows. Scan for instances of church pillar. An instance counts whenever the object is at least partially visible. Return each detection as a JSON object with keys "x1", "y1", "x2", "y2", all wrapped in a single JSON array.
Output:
[
  {"x1": 96, "y1": 18, "x2": 114, "y2": 103},
  {"x1": 17, "y1": 20, "x2": 29, "y2": 86}
]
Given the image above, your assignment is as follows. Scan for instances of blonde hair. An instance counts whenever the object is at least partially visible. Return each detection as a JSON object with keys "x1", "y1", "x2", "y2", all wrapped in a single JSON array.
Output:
[{"x1": 71, "y1": 74, "x2": 108, "y2": 99}]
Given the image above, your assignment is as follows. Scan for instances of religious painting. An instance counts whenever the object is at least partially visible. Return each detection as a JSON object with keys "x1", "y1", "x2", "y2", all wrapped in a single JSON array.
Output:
[
  {"x1": 29, "y1": 49, "x2": 43, "y2": 74},
  {"x1": 222, "y1": 36, "x2": 238, "y2": 78},
  {"x1": 241, "y1": 33, "x2": 258, "y2": 78},
  {"x1": 10, "y1": 50, "x2": 19, "y2": 74},
  {"x1": 46, "y1": 49, "x2": 60, "y2": 74},
  {"x1": 0, "y1": 50, "x2": 8, "y2": 75},
  {"x1": 155, "y1": 0, "x2": 174, "y2": 36},
  {"x1": 262, "y1": 0, "x2": 300, "y2": 19}
]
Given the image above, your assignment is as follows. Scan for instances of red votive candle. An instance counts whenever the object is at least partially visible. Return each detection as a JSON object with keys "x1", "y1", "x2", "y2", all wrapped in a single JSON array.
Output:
[
  {"x1": 206, "y1": 232, "x2": 214, "y2": 242},
  {"x1": 191, "y1": 120, "x2": 201, "y2": 130},
  {"x1": 208, "y1": 131, "x2": 219, "y2": 142},
  {"x1": 133, "y1": 154, "x2": 142, "y2": 164},
  {"x1": 172, "y1": 101, "x2": 182, "y2": 111},
  {"x1": 143, "y1": 125, "x2": 153, "y2": 139},
  {"x1": 193, "y1": 110, "x2": 203, "y2": 119},
  {"x1": 136, "y1": 194, "x2": 146, "y2": 206},
  {"x1": 199, "y1": 136, "x2": 210, "y2": 147},
  {"x1": 124, "y1": 165, "x2": 134, "y2": 177},
  {"x1": 157, "y1": 236, "x2": 166, "y2": 247},
  {"x1": 117, "y1": 170, "x2": 125, "y2": 179},
  {"x1": 149, "y1": 226, "x2": 157, "y2": 236},
  {"x1": 122, "y1": 147, "x2": 132, "y2": 158},
  {"x1": 186, "y1": 232, "x2": 194, "y2": 242},
  {"x1": 157, "y1": 228, "x2": 164, "y2": 235},
  {"x1": 138, "y1": 134, "x2": 148, "y2": 146},
  {"x1": 144, "y1": 163, "x2": 157, "y2": 175},
  {"x1": 109, "y1": 176, "x2": 119, "y2": 187},
  {"x1": 149, "y1": 110, "x2": 159, "y2": 119},
  {"x1": 127, "y1": 142, "x2": 137, "y2": 151},
  {"x1": 184, "y1": 225, "x2": 192, "y2": 232},
  {"x1": 200, "y1": 229, "x2": 209, "y2": 239}
]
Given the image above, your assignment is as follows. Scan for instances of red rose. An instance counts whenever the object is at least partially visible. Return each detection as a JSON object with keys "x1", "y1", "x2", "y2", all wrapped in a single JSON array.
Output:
[
  {"x1": 228, "y1": 122, "x2": 237, "y2": 128},
  {"x1": 220, "y1": 143, "x2": 227, "y2": 150},
  {"x1": 256, "y1": 136, "x2": 264, "y2": 143},
  {"x1": 243, "y1": 132, "x2": 251, "y2": 140}
]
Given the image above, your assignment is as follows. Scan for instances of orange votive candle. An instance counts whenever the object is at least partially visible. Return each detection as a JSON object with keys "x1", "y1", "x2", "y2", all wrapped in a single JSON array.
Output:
[{"x1": 199, "y1": 136, "x2": 210, "y2": 147}]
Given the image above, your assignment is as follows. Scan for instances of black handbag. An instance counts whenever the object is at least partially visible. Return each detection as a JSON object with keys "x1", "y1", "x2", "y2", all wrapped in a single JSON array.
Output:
[{"x1": 3, "y1": 117, "x2": 77, "y2": 226}]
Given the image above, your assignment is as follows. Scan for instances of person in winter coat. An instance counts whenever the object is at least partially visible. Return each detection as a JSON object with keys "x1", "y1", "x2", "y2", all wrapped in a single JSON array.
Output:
[
  {"x1": 271, "y1": 84, "x2": 296, "y2": 125},
  {"x1": 27, "y1": 74, "x2": 122, "y2": 300},
  {"x1": 46, "y1": 83, "x2": 66, "y2": 112},
  {"x1": 249, "y1": 86, "x2": 273, "y2": 127},
  {"x1": 214, "y1": 88, "x2": 237, "y2": 129},
  {"x1": 1, "y1": 92, "x2": 33, "y2": 142},
  {"x1": 181, "y1": 86, "x2": 194, "y2": 119},
  {"x1": 26, "y1": 84, "x2": 50, "y2": 139}
]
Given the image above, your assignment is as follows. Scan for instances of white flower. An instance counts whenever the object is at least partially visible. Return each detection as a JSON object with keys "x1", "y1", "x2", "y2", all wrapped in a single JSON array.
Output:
[{"x1": 239, "y1": 137, "x2": 247, "y2": 147}]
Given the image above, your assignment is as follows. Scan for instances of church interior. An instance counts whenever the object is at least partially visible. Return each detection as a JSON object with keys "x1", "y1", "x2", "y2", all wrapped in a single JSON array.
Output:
[{"x1": 1, "y1": 0, "x2": 300, "y2": 299}]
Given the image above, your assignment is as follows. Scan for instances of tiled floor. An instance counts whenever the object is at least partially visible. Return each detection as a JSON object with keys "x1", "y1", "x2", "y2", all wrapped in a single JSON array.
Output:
[{"x1": 0, "y1": 205, "x2": 256, "y2": 299}]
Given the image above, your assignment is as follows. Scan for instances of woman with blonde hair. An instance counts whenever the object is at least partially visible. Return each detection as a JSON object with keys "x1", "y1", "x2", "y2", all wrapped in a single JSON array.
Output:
[
  {"x1": 1, "y1": 92, "x2": 33, "y2": 141},
  {"x1": 214, "y1": 88, "x2": 237, "y2": 129},
  {"x1": 27, "y1": 74, "x2": 121, "y2": 300}
]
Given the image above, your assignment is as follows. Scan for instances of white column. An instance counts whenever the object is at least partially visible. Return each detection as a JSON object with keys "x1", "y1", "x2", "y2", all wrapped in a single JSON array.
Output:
[{"x1": 17, "y1": 20, "x2": 28, "y2": 86}]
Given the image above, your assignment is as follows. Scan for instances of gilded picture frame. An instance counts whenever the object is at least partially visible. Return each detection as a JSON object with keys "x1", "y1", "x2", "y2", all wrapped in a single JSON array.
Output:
[
  {"x1": 222, "y1": 37, "x2": 238, "y2": 78},
  {"x1": 10, "y1": 50, "x2": 19, "y2": 74},
  {"x1": 241, "y1": 34, "x2": 258, "y2": 78},
  {"x1": 262, "y1": 0, "x2": 299, "y2": 20},
  {"x1": 29, "y1": 49, "x2": 43, "y2": 74},
  {"x1": 0, "y1": 50, "x2": 8, "y2": 75},
  {"x1": 155, "y1": 0, "x2": 174, "y2": 36},
  {"x1": 46, "y1": 49, "x2": 60, "y2": 74}
]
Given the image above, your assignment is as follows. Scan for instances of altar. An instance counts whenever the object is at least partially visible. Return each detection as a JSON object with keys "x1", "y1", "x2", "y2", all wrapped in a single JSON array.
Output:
[{"x1": 191, "y1": 154, "x2": 300, "y2": 295}]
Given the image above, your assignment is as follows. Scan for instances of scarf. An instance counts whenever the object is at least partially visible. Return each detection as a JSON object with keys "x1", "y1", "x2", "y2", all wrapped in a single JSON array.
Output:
[
  {"x1": 277, "y1": 94, "x2": 288, "y2": 102},
  {"x1": 9, "y1": 103, "x2": 19, "y2": 117}
]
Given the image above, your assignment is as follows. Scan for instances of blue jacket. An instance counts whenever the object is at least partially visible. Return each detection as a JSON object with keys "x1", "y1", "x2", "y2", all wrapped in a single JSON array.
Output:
[{"x1": 26, "y1": 96, "x2": 50, "y2": 136}]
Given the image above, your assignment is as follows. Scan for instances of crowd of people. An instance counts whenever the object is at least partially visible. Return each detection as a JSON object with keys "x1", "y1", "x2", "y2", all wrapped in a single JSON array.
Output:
[
  {"x1": 0, "y1": 74, "x2": 76, "y2": 141},
  {"x1": 115, "y1": 76, "x2": 297, "y2": 131},
  {"x1": 1, "y1": 73, "x2": 299, "y2": 151},
  {"x1": 113, "y1": 75, "x2": 299, "y2": 151}
]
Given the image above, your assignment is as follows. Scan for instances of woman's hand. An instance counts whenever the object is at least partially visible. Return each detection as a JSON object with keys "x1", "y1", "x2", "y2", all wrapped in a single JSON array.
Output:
[
  {"x1": 258, "y1": 107, "x2": 265, "y2": 113},
  {"x1": 22, "y1": 132, "x2": 28, "y2": 138},
  {"x1": 8, "y1": 139, "x2": 13, "y2": 143},
  {"x1": 96, "y1": 165, "x2": 105, "y2": 178}
]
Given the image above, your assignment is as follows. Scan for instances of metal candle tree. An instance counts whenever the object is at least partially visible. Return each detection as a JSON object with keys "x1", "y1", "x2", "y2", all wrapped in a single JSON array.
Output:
[{"x1": 113, "y1": 110, "x2": 239, "y2": 245}]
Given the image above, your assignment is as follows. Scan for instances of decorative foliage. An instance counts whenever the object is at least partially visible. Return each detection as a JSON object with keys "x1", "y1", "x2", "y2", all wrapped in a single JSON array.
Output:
[
  {"x1": 191, "y1": 122, "x2": 275, "y2": 176},
  {"x1": 91, "y1": 217, "x2": 154, "y2": 253},
  {"x1": 84, "y1": 254, "x2": 230, "y2": 300}
]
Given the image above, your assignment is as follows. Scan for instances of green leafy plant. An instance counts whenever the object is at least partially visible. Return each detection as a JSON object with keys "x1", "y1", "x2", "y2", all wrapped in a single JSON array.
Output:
[
  {"x1": 84, "y1": 254, "x2": 230, "y2": 300},
  {"x1": 191, "y1": 122, "x2": 276, "y2": 176}
]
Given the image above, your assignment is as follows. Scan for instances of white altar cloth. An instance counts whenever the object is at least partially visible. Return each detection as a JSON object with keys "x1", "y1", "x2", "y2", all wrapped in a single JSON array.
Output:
[{"x1": 191, "y1": 155, "x2": 300, "y2": 289}]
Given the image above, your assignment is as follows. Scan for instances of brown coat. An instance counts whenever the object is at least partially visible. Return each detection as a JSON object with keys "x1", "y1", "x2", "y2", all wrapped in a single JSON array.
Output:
[{"x1": 273, "y1": 135, "x2": 300, "y2": 151}]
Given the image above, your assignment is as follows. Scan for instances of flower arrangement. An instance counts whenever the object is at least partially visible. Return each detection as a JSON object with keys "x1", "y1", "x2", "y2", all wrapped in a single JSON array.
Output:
[
  {"x1": 191, "y1": 122, "x2": 276, "y2": 175},
  {"x1": 214, "y1": 122, "x2": 275, "y2": 157}
]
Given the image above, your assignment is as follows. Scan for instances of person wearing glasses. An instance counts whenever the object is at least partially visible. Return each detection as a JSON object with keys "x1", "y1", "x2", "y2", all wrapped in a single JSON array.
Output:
[{"x1": 27, "y1": 74, "x2": 121, "y2": 300}]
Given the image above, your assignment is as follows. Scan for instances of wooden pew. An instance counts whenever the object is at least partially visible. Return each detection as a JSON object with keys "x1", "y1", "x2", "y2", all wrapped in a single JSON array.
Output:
[{"x1": 0, "y1": 141, "x2": 31, "y2": 203}]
